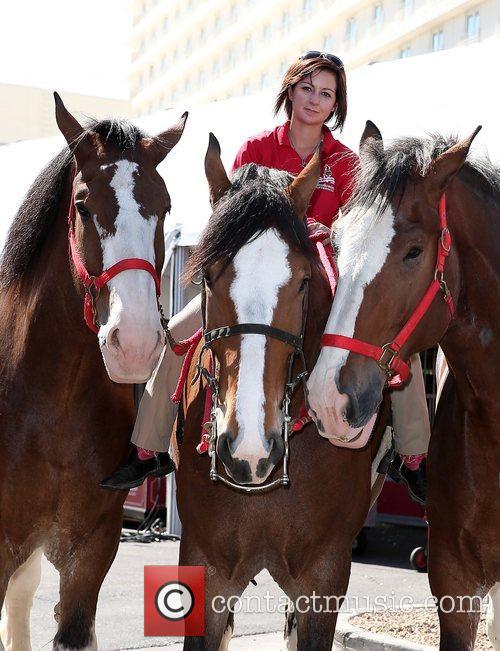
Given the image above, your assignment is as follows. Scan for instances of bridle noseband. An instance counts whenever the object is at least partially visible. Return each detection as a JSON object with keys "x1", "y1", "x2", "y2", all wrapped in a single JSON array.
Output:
[
  {"x1": 67, "y1": 194, "x2": 163, "y2": 334},
  {"x1": 321, "y1": 193, "x2": 454, "y2": 387},
  {"x1": 197, "y1": 281, "x2": 310, "y2": 493}
]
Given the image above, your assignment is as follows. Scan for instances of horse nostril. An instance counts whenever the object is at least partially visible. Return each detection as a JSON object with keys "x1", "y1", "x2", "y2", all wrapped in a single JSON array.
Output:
[{"x1": 107, "y1": 327, "x2": 121, "y2": 351}]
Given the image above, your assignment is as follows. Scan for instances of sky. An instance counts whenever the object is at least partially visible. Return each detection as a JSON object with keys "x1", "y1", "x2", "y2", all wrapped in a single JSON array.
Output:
[{"x1": 0, "y1": 0, "x2": 131, "y2": 98}]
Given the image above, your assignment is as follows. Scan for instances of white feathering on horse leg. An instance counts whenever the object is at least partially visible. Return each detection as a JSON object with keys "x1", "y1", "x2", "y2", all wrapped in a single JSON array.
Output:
[
  {"x1": 0, "y1": 548, "x2": 43, "y2": 651},
  {"x1": 53, "y1": 626, "x2": 97, "y2": 651},
  {"x1": 486, "y1": 583, "x2": 500, "y2": 650},
  {"x1": 218, "y1": 619, "x2": 233, "y2": 651}
]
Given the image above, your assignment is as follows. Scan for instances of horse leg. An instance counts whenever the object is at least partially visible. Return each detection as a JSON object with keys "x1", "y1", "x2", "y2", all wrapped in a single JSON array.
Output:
[
  {"x1": 285, "y1": 546, "x2": 351, "y2": 651},
  {"x1": 428, "y1": 539, "x2": 485, "y2": 651},
  {"x1": 283, "y1": 605, "x2": 297, "y2": 650},
  {"x1": 179, "y1": 540, "x2": 244, "y2": 651},
  {"x1": 0, "y1": 549, "x2": 42, "y2": 651},
  {"x1": 486, "y1": 583, "x2": 500, "y2": 650},
  {"x1": 52, "y1": 516, "x2": 121, "y2": 650}
]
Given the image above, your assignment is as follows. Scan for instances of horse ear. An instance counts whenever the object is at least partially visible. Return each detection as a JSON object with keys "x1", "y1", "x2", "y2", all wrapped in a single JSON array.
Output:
[
  {"x1": 145, "y1": 111, "x2": 188, "y2": 165},
  {"x1": 285, "y1": 143, "x2": 322, "y2": 219},
  {"x1": 54, "y1": 92, "x2": 94, "y2": 161},
  {"x1": 426, "y1": 126, "x2": 482, "y2": 198},
  {"x1": 360, "y1": 120, "x2": 383, "y2": 156},
  {"x1": 205, "y1": 133, "x2": 231, "y2": 207}
]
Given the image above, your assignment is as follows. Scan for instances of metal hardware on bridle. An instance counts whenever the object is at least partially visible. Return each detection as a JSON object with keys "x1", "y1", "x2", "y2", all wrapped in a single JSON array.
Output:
[
  {"x1": 198, "y1": 281, "x2": 310, "y2": 493},
  {"x1": 66, "y1": 175, "x2": 163, "y2": 334},
  {"x1": 321, "y1": 193, "x2": 455, "y2": 387}
]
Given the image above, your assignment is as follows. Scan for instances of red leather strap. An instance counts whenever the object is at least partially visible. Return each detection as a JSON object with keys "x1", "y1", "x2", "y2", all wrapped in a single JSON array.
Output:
[
  {"x1": 67, "y1": 194, "x2": 162, "y2": 333},
  {"x1": 321, "y1": 193, "x2": 454, "y2": 387}
]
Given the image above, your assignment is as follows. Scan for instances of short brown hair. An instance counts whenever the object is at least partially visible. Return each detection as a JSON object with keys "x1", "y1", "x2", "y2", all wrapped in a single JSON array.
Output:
[{"x1": 273, "y1": 57, "x2": 347, "y2": 132}]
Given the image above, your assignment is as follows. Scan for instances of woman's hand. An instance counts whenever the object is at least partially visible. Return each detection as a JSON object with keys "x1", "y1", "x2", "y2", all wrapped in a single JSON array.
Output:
[{"x1": 306, "y1": 219, "x2": 331, "y2": 245}]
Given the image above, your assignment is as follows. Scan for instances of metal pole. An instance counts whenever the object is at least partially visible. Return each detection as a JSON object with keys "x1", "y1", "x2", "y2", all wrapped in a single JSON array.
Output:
[{"x1": 166, "y1": 243, "x2": 187, "y2": 538}]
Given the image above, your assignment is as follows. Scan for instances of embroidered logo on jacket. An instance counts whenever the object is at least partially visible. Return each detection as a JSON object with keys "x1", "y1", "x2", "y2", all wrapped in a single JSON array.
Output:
[{"x1": 317, "y1": 164, "x2": 335, "y2": 192}]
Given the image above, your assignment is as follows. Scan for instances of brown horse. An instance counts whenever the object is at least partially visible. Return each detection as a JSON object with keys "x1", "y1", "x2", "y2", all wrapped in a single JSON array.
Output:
[
  {"x1": 0, "y1": 95, "x2": 186, "y2": 650},
  {"x1": 174, "y1": 138, "x2": 390, "y2": 650},
  {"x1": 308, "y1": 121, "x2": 500, "y2": 650}
]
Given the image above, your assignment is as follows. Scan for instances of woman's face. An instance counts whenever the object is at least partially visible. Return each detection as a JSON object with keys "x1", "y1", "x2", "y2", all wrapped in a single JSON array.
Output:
[{"x1": 288, "y1": 68, "x2": 337, "y2": 126}]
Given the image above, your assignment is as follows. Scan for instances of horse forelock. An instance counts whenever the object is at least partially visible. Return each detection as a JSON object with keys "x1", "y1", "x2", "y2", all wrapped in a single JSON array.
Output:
[{"x1": 184, "y1": 164, "x2": 313, "y2": 282}]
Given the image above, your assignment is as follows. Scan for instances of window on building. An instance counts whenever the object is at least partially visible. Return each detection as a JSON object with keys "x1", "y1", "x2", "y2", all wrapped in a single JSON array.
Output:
[
  {"x1": 186, "y1": 38, "x2": 192, "y2": 55},
  {"x1": 228, "y1": 47, "x2": 237, "y2": 68},
  {"x1": 260, "y1": 72, "x2": 270, "y2": 89},
  {"x1": 403, "y1": 0, "x2": 413, "y2": 17},
  {"x1": 161, "y1": 55, "x2": 168, "y2": 71},
  {"x1": 245, "y1": 36, "x2": 253, "y2": 58},
  {"x1": 200, "y1": 27, "x2": 206, "y2": 44},
  {"x1": 323, "y1": 35, "x2": 334, "y2": 51},
  {"x1": 374, "y1": 4, "x2": 383, "y2": 30},
  {"x1": 149, "y1": 64, "x2": 155, "y2": 81},
  {"x1": 280, "y1": 60, "x2": 288, "y2": 75},
  {"x1": 214, "y1": 14, "x2": 222, "y2": 32},
  {"x1": 230, "y1": 3, "x2": 238, "y2": 22},
  {"x1": 282, "y1": 11, "x2": 291, "y2": 34},
  {"x1": 399, "y1": 45, "x2": 411, "y2": 58},
  {"x1": 303, "y1": 0, "x2": 313, "y2": 19},
  {"x1": 432, "y1": 30, "x2": 444, "y2": 51},
  {"x1": 243, "y1": 82, "x2": 251, "y2": 95},
  {"x1": 263, "y1": 25, "x2": 272, "y2": 43},
  {"x1": 346, "y1": 18, "x2": 357, "y2": 48},
  {"x1": 212, "y1": 58, "x2": 220, "y2": 76},
  {"x1": 162, "y1": 16, "x2": 169, "y2": 32},
  {"x1": 466, "y1": 12, "x2": 480, "y2": 39}
]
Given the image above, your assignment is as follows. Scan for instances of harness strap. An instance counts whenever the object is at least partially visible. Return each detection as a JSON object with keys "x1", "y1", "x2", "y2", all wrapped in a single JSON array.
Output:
[
  {"x1": 204, "y1": 323, "x2": 303, "y2": 350},
  {"x1": 321, "y1": 193, "x2": 455, "y2": 387},
  {"x1": 67, "y1": 190, "x2": 162, "y2": 333}
]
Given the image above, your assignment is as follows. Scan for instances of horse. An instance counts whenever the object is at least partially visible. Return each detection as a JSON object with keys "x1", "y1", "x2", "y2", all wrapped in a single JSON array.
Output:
[
  {"x1": 173, "y1": 136, "x2": 391, "y2": 650},
  {"x1": 0, "y1": 94, "x2": 186, "y2": 650},
  {"x1": 308, "y1": 121, "x2": 500, "y2": 650}
]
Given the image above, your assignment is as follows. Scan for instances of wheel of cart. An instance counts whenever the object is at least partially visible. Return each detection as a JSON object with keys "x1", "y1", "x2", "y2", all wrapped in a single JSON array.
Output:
[
  {"x1": 410, "y1": 544, "x2": 428, "y2": 572},
  {"x1": 352, "y1": 528, "x2": 368, "y2": 556}
]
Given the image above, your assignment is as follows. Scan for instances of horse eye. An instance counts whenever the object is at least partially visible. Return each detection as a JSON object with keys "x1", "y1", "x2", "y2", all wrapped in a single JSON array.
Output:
[
  {"x1": 203, "y1": 271, "x2": 212, "y2": 288},
  {"x1": 299, "y1": 277, "x2": 310, "y2": 292},
  {"x1": 75, "y1": 201, "x2": 91, "y2": 219},
  {"x1": 404, "y1": 246, "x2": 423, "y2": 261}
]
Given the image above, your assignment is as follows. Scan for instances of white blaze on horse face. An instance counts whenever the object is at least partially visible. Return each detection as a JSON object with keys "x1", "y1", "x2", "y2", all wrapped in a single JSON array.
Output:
[
  {"x1": 227, "y1": 229, "x2": 291, "y2": 479},
  {"x1": 94, "y1": 160, "x2": 163, "y2": 383},
  {"x1": 307, "y1": 202, "x2": 395, "y2": 439}
]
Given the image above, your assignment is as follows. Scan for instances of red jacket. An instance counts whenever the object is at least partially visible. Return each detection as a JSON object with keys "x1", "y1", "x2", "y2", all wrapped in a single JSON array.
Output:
[{"x1": 231, "y1": 121, "x2": 358, "y2": 227}]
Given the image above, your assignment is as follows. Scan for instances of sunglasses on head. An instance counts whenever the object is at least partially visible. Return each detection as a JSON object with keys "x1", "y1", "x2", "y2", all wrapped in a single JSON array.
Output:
[{"x1": 299, "y1": 51, "x2": 344, "y2": 69}]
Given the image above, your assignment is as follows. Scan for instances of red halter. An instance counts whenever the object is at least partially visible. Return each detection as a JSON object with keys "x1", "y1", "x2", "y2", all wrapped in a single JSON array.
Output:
[
  {"x1": 67, "y1": 198, "x2": 161, "y2": 334},
  {"x1": 321, "y1": 194, "x2": 455, "y2": 387}
]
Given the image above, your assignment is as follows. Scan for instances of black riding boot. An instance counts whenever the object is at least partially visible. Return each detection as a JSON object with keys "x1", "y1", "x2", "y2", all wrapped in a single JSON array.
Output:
[
  {"x1": 388, "y1": 454, "x2": 427, "y2": 506},
  {"x1": 100, "y1": 447, "x2": 175, "y2": 491}
]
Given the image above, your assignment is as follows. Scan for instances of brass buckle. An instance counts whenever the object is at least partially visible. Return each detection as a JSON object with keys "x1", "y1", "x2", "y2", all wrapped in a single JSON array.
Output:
[{"x1": 378, "y1": 343, "x2": 398, "y2": 375}]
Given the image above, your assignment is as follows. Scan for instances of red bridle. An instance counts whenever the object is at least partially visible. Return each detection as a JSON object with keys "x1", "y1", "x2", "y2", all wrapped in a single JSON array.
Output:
[
  {"x1": 321, "y1": 194, "x2": 455, "y2": 387},
  {"x1": 67, "y1": 197, "x2": 161, "y2": 334}
]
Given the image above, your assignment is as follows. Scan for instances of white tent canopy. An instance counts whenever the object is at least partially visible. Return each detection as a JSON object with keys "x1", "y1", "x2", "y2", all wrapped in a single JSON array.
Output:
[{"x1": 1, "y1": 36, "x2": 498, "y2": 251}]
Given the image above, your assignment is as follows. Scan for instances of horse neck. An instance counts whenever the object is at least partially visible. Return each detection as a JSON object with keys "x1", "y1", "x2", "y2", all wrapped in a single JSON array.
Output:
[
  {"x1": 0, "y1": 168, "x2": 98, "y2": 385},
  {"x1": 440, "y1": 173, "x2": 500, "y2": 410}
]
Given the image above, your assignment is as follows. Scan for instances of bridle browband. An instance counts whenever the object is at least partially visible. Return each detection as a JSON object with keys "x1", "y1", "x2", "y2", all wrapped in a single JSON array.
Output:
[
  {"x1": 197, "y1": 280, "x2": 310, "y2": 493},
  {"x1": 321, "y1": 193, "x2": 455, "y2": 387},
  {"x1": 67, "y1": 185, "x2": 163, "y2": 334}
]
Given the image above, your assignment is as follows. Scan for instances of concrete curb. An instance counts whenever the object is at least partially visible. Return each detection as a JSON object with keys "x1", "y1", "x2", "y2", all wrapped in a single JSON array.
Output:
[{"x1": 334, "y1": 612, "x2": 436, "y2": 651}]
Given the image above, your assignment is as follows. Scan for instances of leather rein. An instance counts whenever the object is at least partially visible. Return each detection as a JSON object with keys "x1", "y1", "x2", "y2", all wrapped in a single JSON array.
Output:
[
  {"x1": 67, "y1": 191, "x2": 164, "y2": 334},
  {"x1": 321, "y1": 193, "x2": 455, "y2": 387}
]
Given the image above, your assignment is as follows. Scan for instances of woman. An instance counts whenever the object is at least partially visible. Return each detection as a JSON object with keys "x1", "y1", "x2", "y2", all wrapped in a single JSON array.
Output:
[{"x1": 101, "y1": 52, "x2": 429, "y2": 503}]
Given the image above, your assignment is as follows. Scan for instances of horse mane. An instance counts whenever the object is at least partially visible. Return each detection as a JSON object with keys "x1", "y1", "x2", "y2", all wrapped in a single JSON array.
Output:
[
  {"x1": 0, "y1": 118, "x2": 148, "y2": 289},
  {"x1": 184, "y1": 163, "x2": 313, "y2": 280},
  {"x1": 345, "y1": 132, "x2": 500, "y2": 220}
]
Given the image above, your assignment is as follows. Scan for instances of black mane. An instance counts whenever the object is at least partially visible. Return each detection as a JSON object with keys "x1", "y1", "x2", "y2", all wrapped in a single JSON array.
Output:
[
  {"x1": 348, "y1": 132, "x2": 500, "y2": 217},
  {"x1": 0, "y1": 119, "x2": 147, "y2": 288},
  {"x1": 185, "y1": 163, "x2": 313, "y2": 280}
]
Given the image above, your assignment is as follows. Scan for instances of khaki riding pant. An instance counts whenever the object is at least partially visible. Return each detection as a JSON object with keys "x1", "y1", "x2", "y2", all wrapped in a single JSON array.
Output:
[{"x1": 132, "y1": 294, "x2": 430, "y2": 456}]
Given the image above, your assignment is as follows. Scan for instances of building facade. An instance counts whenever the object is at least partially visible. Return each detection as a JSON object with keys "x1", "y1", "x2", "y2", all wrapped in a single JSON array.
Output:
[
  {"x1": 130, "y1": 0, "x2": 498, "y2": 116},
  {"x1": 0, "y1": 83, "x2": 131, "y2": 144}
]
